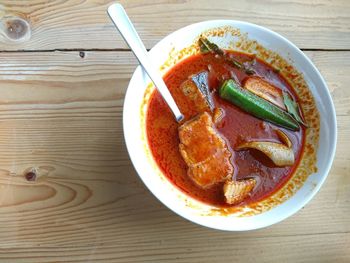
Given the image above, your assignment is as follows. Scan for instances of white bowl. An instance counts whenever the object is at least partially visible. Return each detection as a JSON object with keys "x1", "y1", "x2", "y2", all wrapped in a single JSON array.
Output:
[{"x1": 123, "y1": 20, "x2": 337, "y2": 231}]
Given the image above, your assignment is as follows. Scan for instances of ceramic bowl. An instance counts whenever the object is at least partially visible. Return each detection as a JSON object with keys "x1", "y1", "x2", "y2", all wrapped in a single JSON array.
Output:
[{"x1": 123, "y1": 20, "x2": 337, "y2": 231}]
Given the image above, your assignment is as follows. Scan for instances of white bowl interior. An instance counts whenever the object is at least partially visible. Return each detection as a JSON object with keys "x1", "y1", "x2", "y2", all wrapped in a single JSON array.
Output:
[{"x1": 123, "y1": 20, "x2": 337, "y2": 231}]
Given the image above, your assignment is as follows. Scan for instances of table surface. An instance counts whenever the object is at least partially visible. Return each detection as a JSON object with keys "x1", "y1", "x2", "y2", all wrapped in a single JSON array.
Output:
[{"x1": 0, "y1": 1, "x2": 349, "y2": 262}]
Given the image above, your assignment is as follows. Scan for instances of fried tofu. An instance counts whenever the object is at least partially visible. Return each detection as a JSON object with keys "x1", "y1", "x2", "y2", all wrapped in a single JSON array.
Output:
[{"x1": 178, "y1": 112, "x2": 233, "y2": 188}]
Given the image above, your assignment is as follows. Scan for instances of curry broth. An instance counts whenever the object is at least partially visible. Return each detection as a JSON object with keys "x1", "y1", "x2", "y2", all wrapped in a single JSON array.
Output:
[{"x1": 146, "y1": 51, "x2": 305, "y2": 207}]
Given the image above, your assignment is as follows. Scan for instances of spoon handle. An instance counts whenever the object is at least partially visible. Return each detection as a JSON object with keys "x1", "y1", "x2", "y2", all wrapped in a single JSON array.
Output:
[{"x1": 107, "y1": 3, "x2": 184, "y2": 122}]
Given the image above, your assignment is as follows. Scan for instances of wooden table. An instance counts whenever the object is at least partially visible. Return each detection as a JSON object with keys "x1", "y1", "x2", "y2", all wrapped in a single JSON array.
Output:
[{"x1": 0, "y1": 1, "x2": 349, "y2": 262}]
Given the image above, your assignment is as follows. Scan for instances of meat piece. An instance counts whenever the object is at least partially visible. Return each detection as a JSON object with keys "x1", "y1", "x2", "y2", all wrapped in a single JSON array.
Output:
[
  {"x1": 180, "y1": 71, "x2": 213, "y2": 119},
  {"x1": 181, "y1": 79, "x2": 210, "y2": 113},
  {"x1": 178, "y1": 112, "x2": 234, "y2": 188},
  {"x1": 224, "y1": 178, "x2": 257, "y2": 205},
  {"x1": 191, "y1": 71, "x2": 214, "y2": 110}
]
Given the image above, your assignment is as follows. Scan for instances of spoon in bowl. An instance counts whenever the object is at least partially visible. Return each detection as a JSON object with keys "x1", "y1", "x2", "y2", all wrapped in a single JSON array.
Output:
[{"x1": 107, "y1": 3, "x2": 184, "y2": 122}]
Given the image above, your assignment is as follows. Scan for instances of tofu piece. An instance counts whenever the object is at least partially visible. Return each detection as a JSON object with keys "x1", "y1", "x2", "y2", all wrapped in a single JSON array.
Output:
[
  {"x1": 223, "y1": 178, "x2": 257, "y2": 205},
  {"x1": 178, "y1": 112, "x2": 234, "y2": 188}
]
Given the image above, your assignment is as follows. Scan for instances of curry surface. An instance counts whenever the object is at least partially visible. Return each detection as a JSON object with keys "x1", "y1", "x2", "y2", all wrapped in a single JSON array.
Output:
[{"x1": 146, "y1": 51, "x2": 305, "y2": 207}]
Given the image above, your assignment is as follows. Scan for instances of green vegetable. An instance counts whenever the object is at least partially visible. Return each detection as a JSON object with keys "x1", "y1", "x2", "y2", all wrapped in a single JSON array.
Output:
[
  {"x1": 219, "y1": 80, "x2": 300, "y2": 131},
  {"x1": 199, "y1": 37, "x2": 256, "y2": 75},
  {"x1": 273, "y1": 68, "x2": 281, "y2": 74},
  {"x1": 244, "y1": 68, "x2": 256, "y2": 75},
  {"x1": 283, "y1": 92, "x2": 307, "y2": 126},
  {"x1": 198, "y1": 37, "x2": 223, "y2": 55},
  {"x1": 228, "y1": 58, "x2": 243, "y2": 69},
  {"x1": 243, "y1": 59, "x2": 256, "y2": 75}
]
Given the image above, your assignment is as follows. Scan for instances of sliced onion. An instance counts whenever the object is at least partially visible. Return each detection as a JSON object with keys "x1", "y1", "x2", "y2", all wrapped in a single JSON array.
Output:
[
  {"x1": 276, "y1": 129, "x2": 292, "y2": 148},
  {"x1": 236, "y1": 141, "x2": 294, "y2": 166}
]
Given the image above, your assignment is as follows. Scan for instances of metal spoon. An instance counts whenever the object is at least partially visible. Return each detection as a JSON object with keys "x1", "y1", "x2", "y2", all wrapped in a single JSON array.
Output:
[{"x1": 107, "y1": 3, "x2": 184, "y2": 122}]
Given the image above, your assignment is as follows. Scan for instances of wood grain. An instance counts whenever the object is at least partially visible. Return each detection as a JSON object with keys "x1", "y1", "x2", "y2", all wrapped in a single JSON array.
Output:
[
  {"x1": 0, "y1": 0, "x2": 349, "y2": 51},
  {"x1": 0, "y1": 50, "x2": 349, "y2": 262},
  {"x1": 0, "y1": 234, "x2": 349, "y2": 262},
  {"x1": 0, "y1": 51, "x2": 348, "y2": 115}
]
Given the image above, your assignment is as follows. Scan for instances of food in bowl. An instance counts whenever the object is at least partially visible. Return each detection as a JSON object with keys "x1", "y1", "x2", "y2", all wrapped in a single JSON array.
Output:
[
  {"x1": 124, "y1": 21, "x2": 336, "y2": 230},
  {"x1": 146, "y1": 37, "x2": 310, "y2": 207}
]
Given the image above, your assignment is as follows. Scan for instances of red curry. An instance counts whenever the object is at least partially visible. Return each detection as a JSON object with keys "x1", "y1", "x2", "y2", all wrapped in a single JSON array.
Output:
[{"x1": 146, "y1": 50, "x2": 304, "y2": 207}]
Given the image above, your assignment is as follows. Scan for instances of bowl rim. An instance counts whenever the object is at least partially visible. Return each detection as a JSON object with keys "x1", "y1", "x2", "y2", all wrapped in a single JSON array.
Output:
[{"x1": 123, "y1": 20, "x2": 337, "y2": 231}]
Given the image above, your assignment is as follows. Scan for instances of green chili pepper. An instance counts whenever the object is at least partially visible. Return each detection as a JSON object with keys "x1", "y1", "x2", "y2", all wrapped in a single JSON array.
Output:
[{"x1": 219, "y1": 79, "x2": 299, "y2": 131}]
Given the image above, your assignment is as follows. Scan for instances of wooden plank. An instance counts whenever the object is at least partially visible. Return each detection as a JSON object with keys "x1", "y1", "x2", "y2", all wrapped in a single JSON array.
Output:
[
  {"x1": 0, "y1": 51, "x2": 348, "y2": 261},
  {"x1": 304, "y1": 51, "x2": 350, "y2": 116},
  {"x1": 0, "y1": 51, "x2": 348, "y2": 116},
  {"x1": 0, "y1": 115, "x2": 348, "y2": 242},
  {"x1": 0, "y1": 0, "x2": 349, "y2": 51},
  {"x1": 0, "y1": 233, "x2": 349, "y2": 262}
]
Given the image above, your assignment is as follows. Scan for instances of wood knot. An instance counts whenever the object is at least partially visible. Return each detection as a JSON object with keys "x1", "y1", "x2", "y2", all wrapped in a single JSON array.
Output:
[
  {"x1": 25, "y1": 171, "x2": 37, "y2": 181},
  {"x1": 24, "y1": 167, "x2": 38, "y2": 181},
  {"x1": 1, "y1": 16, "x2": 31, "y2": 42},
  {"x1": 23, "y1": 166, "x2": 54, "y2": 182}
]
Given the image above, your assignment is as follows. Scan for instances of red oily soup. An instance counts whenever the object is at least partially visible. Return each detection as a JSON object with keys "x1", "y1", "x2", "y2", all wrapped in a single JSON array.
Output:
[{"x1": 146, "y1": 50, "x2": 305, "y2": 207}]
